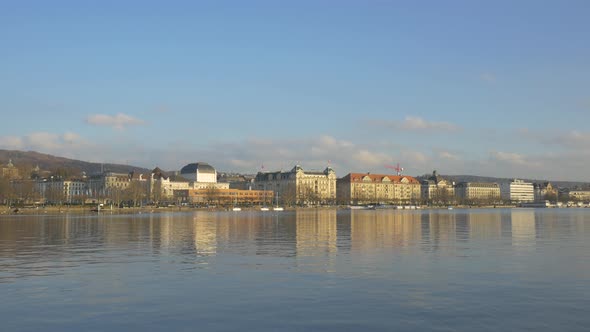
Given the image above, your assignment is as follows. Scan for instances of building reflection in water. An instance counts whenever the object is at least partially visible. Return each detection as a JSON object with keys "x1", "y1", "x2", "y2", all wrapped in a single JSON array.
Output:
[
  {"x1": 419, "y1": 211, "x2": 457, "y2": 253},
  {"x1": 292, "y1": 209, "x2": 338, "y2": 272},
  {"x1": 510, "y1": 209, "x2": 536, "y2": 250},
  {"x1": 4, "y1": 208, "x2": 584, "y2": 277},
  {"x1": 465, "y1": 211, "x2": 503, "y2": 241},
  {"x1": 349, "y1": 210, "x2": 423, "y2": 254}
]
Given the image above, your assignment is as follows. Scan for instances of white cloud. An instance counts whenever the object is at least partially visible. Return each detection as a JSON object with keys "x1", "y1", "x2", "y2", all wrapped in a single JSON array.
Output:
[
  {"x1": 438, "y1": 151, "x2": 459, "y2": 161},
  {"x1": 0, "y1": 136, "x2": 24, "y2": 150},
  {"x1": 2, "y1": 131, "x2": 590, "y2": 182},
  {"x1": 490, "y1": 151, "x2": 528, "y2": 165},
  {"x1": 480, "y1": 72, "x2": 496, "y2": 83},
  {"x1": 375, "y1": 116, "x2": 460, "y2": 132},
  {"x1": 552, "y1": 130, "x2": 590, "y2": 148},
  {"x1": 0, "y1": 132, "x2": 91, "y2": 160},
  {"x1": 352, "y1": 150, "x2": 391, "y2": 167},
  {"x1": 86, "y1": 113, "x2": 145, "y2": 130},
  {"x1": 27, "y1": 132, "x2": 62, "y2": 150}
]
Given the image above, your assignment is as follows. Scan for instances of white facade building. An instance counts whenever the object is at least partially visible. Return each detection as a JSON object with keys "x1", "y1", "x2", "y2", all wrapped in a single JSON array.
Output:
[
  {"x1": 255, "y1": 165, "x2": 337, "y2": 205},
  {"x1": 37, "y1": 179, "x2": 87, "y2": 203},
  {"x1": 179, "y1": 162, "x2": 229, "y2": 190},
  {"x1": 500, "y1": 179, "x2": 534, "y2": 203}
]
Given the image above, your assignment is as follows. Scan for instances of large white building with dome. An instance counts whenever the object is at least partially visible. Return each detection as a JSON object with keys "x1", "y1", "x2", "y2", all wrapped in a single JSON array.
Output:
[{"x1": 180, "y1": 162, "x2": 229, "y2": 190}]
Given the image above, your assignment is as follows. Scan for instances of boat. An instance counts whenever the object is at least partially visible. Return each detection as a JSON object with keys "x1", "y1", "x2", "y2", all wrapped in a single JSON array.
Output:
[
  {"x1": 272, "y1": 192, "x2": 283, "y2": 211},
  {"x1": 447, "y1": 206, "x2": 454, "y2": 210},
  {"x1": 232, "y1": 207, "x2": 242, "y2": 212},
  {"x1": 260, "y1": 207, "x2": 270, "y2": 211}
]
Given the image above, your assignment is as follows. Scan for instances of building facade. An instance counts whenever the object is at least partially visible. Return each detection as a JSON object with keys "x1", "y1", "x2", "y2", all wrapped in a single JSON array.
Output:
[
  {"x1": 36, "y1": 179, "x2": 87, "y2": 203},
  {"x1": 500, "y1": 179, "x2": 534, "y2": 203},
  {"x1": 455, "y1": 182, "x2": 501, "y2": 203},
  {"x1": 421, "y1": 170, "x2": 455, "y2": 203},
  {"x1": 179, "y1": 162, "x2": 229, "y2": 190},
  {"x1": 336, "y1": 173, "x2": 421, "y2": 205},
  {"x1": 1, "y1": 159, "x2": 19, "y2": 179},
  {"x1": 533, "y1": 182, "x2": 557, "y2": 202},
  {"x1": 175, "y1": 188, "x2": 274, "y2": 205},
  {"x1": 254, "y1": 165, "x2": 337, "y2": 205},
  {"x1": 566, "y1": 190, "x2": 590, "y2": 202}
]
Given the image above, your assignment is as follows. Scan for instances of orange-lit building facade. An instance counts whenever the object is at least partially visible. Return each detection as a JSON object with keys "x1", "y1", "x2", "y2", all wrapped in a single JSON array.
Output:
[
  {"x1": 175, "y1": 188, "x2": 274, "y2": 205},
  {"x1": 337, "y1": 173, "x2": 421, "y2": 205}
]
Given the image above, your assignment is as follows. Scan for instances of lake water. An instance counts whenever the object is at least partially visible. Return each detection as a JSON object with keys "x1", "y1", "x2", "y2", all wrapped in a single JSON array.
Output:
[{"x1": 1, "y1": 208, "x2": 589, "y2": 331}]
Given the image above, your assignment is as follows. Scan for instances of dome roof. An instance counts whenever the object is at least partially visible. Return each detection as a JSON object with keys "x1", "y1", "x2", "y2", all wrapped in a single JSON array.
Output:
[{"x1": 180, "y1": 162, "x2": 216, "y2": 174}]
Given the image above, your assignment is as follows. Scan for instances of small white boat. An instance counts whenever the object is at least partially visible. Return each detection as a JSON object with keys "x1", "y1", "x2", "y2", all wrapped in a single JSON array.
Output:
[
  {"x1": 260, "y1": 207, "x2": 270, "y2": 211},
  {"x1": 273, "y1": 207, "x2": 284, "y2": 211},
  {"x1": 447, "y1": 206, "x2": 453, "y2": 210},
  {"x1": 232, "y1": 207, "x2": 242, "y2": 211}
]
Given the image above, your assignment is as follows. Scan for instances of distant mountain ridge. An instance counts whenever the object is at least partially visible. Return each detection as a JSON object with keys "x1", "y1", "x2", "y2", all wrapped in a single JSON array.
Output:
[
  {"x1": 2, "y1": 149, "x2": 589, "y2": 189},
  {"x1": 0, "y1": 150, "x2": 150, "y2": 175}
]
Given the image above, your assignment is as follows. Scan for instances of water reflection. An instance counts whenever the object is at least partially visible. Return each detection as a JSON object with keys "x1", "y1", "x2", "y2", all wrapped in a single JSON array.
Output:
[
  {"x1": 1, "y1": 209, "x2": 590, "y2": 281},
  {"x1": 2, "y1": 209, "x2": 590, "y2": 331},
  {"x1": 511, "y1": 210, "x2": 536, "y2": 250}
]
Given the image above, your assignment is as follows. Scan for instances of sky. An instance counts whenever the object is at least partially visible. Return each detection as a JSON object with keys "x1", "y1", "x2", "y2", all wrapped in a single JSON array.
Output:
[{"x1": 1, "y1": 0, "x2": 589, "y2": 181}]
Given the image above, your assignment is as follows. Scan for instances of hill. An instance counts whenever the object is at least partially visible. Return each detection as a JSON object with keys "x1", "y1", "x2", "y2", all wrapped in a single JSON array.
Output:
[{"x1": 0, "y1": 150, "x2": 150, "y2": 176}]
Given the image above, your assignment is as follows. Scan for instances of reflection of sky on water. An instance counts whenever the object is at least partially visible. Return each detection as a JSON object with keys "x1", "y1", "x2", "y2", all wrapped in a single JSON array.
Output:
[{"x1": 1, "y1": 209, "x2": 590, "y2": 331}]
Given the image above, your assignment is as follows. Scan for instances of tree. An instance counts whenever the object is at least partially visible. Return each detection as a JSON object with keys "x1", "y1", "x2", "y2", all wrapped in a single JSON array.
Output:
[
  {"x1": 0, "y1": 176, "x2": 12, "y2": 205},
  {"x1": 13, "y1": 180, "x2": 38, "y2": 205},
  {"x1": 151, "y1": 180, "x2": 163, "y2": 204},
  {"x1": 123, "y1": 181, "x2": 147, "y2": 207},
  {"x1": 300, "y1": 184, "x2": 320, "y2": 206},
  {"x1": 544, "y1": 191, "x2": 557, "y2": 203},
  {"x1": 45, "y1": 184, "x2": 65, "y2": 205},
  {"x1": 204, "y1": 186, "x2": 220, "y2": 206},
  {"x1": 281, "y1": 183, "x2": 297, "y2": 207}
]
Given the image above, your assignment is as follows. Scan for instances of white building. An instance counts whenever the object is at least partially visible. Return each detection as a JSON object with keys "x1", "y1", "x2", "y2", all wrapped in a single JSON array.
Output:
[
  {"x1": 179, "y1": 162, "x2": 229, "y2": 190},
  {"x1": 255, "y1": 165, "x2": 337, "y2": 205},
  {"x1": 567, "y1": 190, "x2": 590, "y2": 202},
  {"x1": 421, "y1": 170, "x2": 455, "y2": 203},
  {"x1": 37, "y1": 179, "x2": 87, "y2": 203},
  {"x1": 455, "y1": 182, "x2": 501, "y2": 203},
  {"x1": 500, "y1": 179, "x2": 534, "y2": 203}
]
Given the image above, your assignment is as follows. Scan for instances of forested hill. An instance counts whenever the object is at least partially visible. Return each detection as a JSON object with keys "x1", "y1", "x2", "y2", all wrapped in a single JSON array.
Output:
[{"x1": 0, "y1": 150, "x2": 150, "y2": 175}]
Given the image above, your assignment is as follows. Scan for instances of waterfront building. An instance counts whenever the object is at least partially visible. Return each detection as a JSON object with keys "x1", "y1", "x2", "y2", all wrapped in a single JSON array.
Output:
[
  {"x1": 336, "y1": 173, "x2": 421, "y2": 205},
  {"x1": 254, "y1": 165, "x2": 337, "y2": 205},
  {"x1": 175, "y1": 188, "x2": 274, "y2": 205},
  {"x1": 179, "y1": 162, "x2": 229, "y2": 190},
  {"x1": 500, "y1": 179, "x2": 534, "y2": 203},
  {"x1": 421, "y1": 170, "x2": 455, "y2": 204},
  {"x1": 88, "y1": 172, "x2": 133, "y2": 196},
  {"x1": 148, "y1": 167, "x2": 190, "y2": 200},
  {"x1": 455, "y1": 182, "x2": 501, "y2": 204},
  {"x1": 1, "y1": 159, "x2": 19, "y2": 179},
  {"x1": 533, "y1": 182, "x2": 557, "y2": 202},
  {"x1": 36, "y1": 179, "x2": 87, "y2": 204},
  {"x1": 566, "y1": 190, "x2": 590, "y2": 202}
]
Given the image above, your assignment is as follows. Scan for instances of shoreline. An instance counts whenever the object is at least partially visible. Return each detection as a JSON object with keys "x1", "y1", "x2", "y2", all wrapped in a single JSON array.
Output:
[{"x1": 2, "y1": 204, "x2": 585, "y2": 216}]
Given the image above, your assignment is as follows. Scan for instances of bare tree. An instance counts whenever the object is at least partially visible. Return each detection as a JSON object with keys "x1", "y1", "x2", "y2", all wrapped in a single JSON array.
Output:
[
  {"x1": 123, "y1": 181, "x2": 147, "y2": 207},
  {"x1": 0, "y1": 176, "x2": 12, "y2": 206},
  {"x1": 45, "y1": 185, "x2": 65, "y2": 205},
  {"x1": 281, "y1": 183, "x2": 297, "y2": 207},
  {"x1": 151, "y1": 180, "x2": 163, "y2": 205},
  {"x1": 205, "y1": 186, "x2": 220, "y2": 206}
]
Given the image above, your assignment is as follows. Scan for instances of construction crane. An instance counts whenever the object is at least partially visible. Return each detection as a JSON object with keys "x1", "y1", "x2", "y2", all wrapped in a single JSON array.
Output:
[{"x1": 385, "y1": 163, "x2": 404, "y2": 176}]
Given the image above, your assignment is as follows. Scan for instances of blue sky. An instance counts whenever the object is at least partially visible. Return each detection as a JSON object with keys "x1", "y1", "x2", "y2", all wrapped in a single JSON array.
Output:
[{"x1": 1, "y1": 0, "x2": 589, "y2": 181}]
